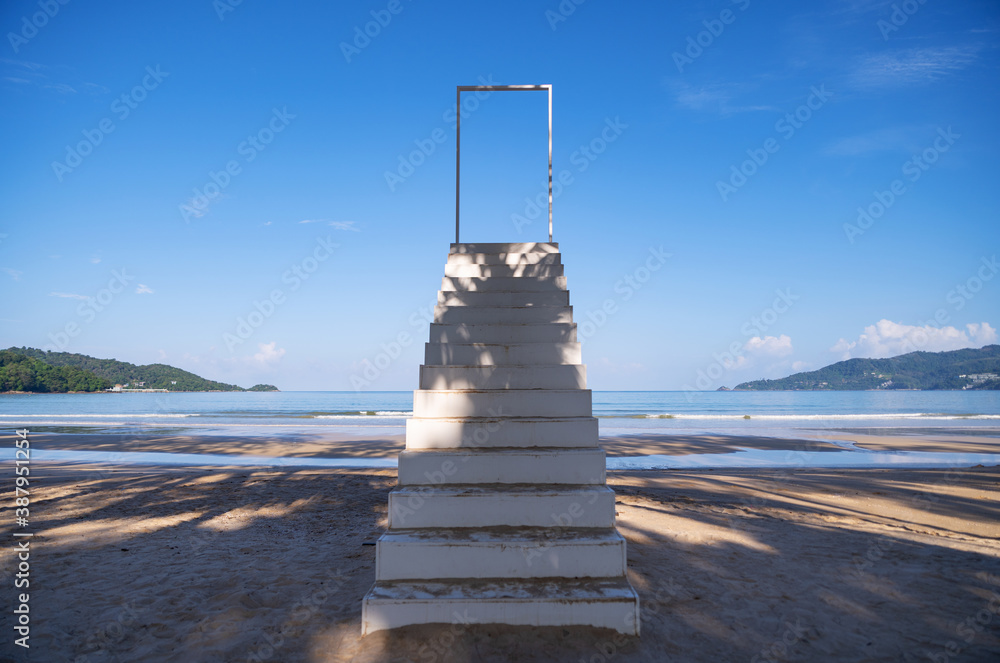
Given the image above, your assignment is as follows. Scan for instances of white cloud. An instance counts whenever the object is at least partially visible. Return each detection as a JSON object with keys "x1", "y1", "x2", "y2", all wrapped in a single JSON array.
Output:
[
  {"x1": 675, "y1": 85, "x2": 728, "y2": 111},
  {"x1": 0, "y1": 59, "x2": 42, "y2": 70},
  {"x1": 831, "y1": 0, "x2": 893, "y2": 17},
  {"x1": 720, "y1": 335, "x2": 794, "y2": 371},
  {"x1": 90, "y1": 255, "x2": 101, "y2": 264},
  {"x1": 252, "y1": 341, "x2": 286, "y2": 366},
  {"x1": 792, "y1": 360, "x2": 809, "y2": 372},
  {"x1": 672, "y1": 83, "x2": 776, "y2": 115},
  {"x1": 965, "y1": 323, "x2": 997, "y2": 345},
  {"x1": 181, "y1": 344, "x2": 286, "y2": 377},
  {"x1": 300, "y1": 219, "x2": 359, "y2": 231},
  {"x1": 823, "y1": 125, "x2": 928, "y2": 157},
  {"x1": 1, "y1": 60, "x2": 106, "y2": 96},
  {"x1": 850, "y1": 46, "x2": 979, "y2": 89},
  {"x1": 744, "y1": 334, "x2": 794, "y2": 357},
  {"x1": 831, "y1": 320, "x2": 997, "y2": 360},
  {"x1": 2, "y1": 268, "x2": 23, "y2": 281},
  {"x1": 135, "y1": 284, "x2": 154, "y2": 295},
  {"x1": 80, "y1": 81, "x2": 109, "y2": 94},
  {"x1": 261, "y1": 221, "x2": 272, "y2": 226},
  {"x1": 49, "y1": 291, "x2": 88, "y2": 300}
]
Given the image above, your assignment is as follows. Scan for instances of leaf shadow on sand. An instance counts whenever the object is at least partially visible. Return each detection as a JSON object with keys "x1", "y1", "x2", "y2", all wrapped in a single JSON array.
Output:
[{"x1": 3, "y1": 461, "x2": 999, "y2": 662}]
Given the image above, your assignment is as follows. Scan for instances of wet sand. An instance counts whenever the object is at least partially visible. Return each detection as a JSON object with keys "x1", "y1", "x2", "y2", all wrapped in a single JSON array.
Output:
[
  {"x1": 34, "y1": 428, "x2": 1000, "y2": 458},
  {"x1": 823, "y1": 431, "x2": 1000, "y2": 455},
  {"x1": 28, "y1": 429, "x2": 1000, "y2": 460},
  {"x1": 21, "y1": 431, "x2": 408, "y2": 459}
]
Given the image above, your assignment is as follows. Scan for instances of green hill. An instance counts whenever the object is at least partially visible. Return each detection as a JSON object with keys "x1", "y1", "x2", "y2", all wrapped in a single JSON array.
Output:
[
  {"x1": 4, "y1": 347, "x2": 279, "y2": 392},
  {"x1": 734, "y1": 345, "x2": 1000, "y2": 391},
  {"x1": 0, "y1": 349, "x2": 111, "y2": 393}
]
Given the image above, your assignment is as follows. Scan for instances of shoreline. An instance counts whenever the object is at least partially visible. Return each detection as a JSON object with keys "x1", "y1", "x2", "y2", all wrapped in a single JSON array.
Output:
[
  {"x1": 0, "y1": 390, "x2": 277, "y2": 394},
  {"x1": 18, "y1": 429, "x2": 1000, "y2": 456},
  {"x1": 8, "y1": 430, "x2": 998, "y2": 475}
]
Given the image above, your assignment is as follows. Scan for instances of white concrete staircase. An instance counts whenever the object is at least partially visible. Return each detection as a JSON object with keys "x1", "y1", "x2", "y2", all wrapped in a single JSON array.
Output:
[{"x1": 362, "y1": 242, "x2": 640, "y2": 635}]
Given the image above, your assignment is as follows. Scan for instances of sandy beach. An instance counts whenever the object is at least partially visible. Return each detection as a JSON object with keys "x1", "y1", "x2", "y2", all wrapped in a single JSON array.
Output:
[
  {"x1": 3, "y1": 432, "x2": 999, "y2": 662},
  {"x1": 26, "y1": 428, "x2": 1000, "y2": 457}
]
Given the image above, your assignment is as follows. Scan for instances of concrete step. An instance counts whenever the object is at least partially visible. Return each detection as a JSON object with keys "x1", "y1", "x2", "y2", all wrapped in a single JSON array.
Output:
[
  {"x1": 447, "y1": 252, "x2": 561, "y2": 266},
  {"x1": 419, "y1": 365, "x2": 586, "y2": 390},
  {"x1": 450, "y1": 242, "x2": 558, "y2": 255},
  {"x1": 437, "y1": 290, "x2": 569, "y2": 307},
  {"x1": 364, "y1": 241, "x2": 643, "y2": 636},
  {"x1": 424, "y1": 342, "x2": 581, "y2": 366},
  {"x1": 433, "y1": 306, "x2": 572, "y2": 325},
  {"x1": 441, "y1": 276, "x2": 568, "y2": 292},
  {"x1": 375, "y1": 528, "x2": 626, "y2": 581},
  {"x1": 428, "y1": 323, "x2": 576, "y2": 344},
  {"x1": 444, "y1": 263, "x2": 564, "y2": 278},
  {"x1": 405, "y1": 416, "x2": 598, "y2": 449},
  {"x1": 412, "y1": 389, "x2": 591, "y2": 419},
  {"x1": 388, "y1": 485, "x2": 616, "y2": 529},
  {"x1": 362, "y1": 578, "x2": 640, "y2": 635},
  {"x1": 398, "y1": 448, "x2": 605, "y2": 485}
]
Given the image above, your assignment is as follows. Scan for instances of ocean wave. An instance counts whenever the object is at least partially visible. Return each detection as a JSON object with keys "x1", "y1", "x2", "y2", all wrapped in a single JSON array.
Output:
[
  {"x1": 0, "y1": 413, "x2": 197, "y2": 418},
  {"x1": 607, "y1": 413, "x2": 1000, "y2": 421},
  {"x1": 204, "y1": 410, "x2": 397, "y2": 418},
  {"x1": 314, "y1": 411, "x2": 412, "y2": 419}
]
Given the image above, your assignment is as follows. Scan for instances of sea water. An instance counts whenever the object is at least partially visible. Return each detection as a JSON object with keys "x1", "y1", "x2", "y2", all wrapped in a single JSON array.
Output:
[{"x1": 1, "y1": 390, "x2": 998, "y2": 439}]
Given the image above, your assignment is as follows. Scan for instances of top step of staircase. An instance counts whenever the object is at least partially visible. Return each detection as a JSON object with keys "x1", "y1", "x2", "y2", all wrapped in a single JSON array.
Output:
[{"x1": 451, "y1": 243, "x2": 559, "y2": 255}]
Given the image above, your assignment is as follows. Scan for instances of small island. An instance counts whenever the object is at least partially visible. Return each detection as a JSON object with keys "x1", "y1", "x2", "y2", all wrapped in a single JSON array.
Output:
[{"x1": 1, "y1": 347, "x2": 279, "y2": 393}]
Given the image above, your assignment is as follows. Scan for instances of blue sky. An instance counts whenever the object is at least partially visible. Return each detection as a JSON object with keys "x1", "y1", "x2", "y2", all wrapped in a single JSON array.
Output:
[{"x1": 1, "y1": 0, "x2": 998, "y2": 391}]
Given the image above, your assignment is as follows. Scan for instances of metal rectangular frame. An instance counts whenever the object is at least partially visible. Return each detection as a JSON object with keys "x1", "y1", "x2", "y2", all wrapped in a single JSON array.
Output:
[{"x1": 455, "y1": 84, "x2": 552, "y2": 244}]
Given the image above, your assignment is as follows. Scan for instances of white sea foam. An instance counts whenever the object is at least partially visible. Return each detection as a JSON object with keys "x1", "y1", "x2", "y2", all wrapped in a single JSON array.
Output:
[
  {"x1": 314, "y1": 411, "x2": 411, "y2": 419},
  {"x1": 0, "y1": 413, "x2": 196, "y2": 418},
  {"x1": 635, "y1": 413, "x2": 1000, "y2": 421}
]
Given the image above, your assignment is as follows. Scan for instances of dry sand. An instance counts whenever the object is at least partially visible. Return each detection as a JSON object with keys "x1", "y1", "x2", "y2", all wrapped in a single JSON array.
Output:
[{"x1": 2, "y1": 433, "x2": 999, "y2": 662}]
